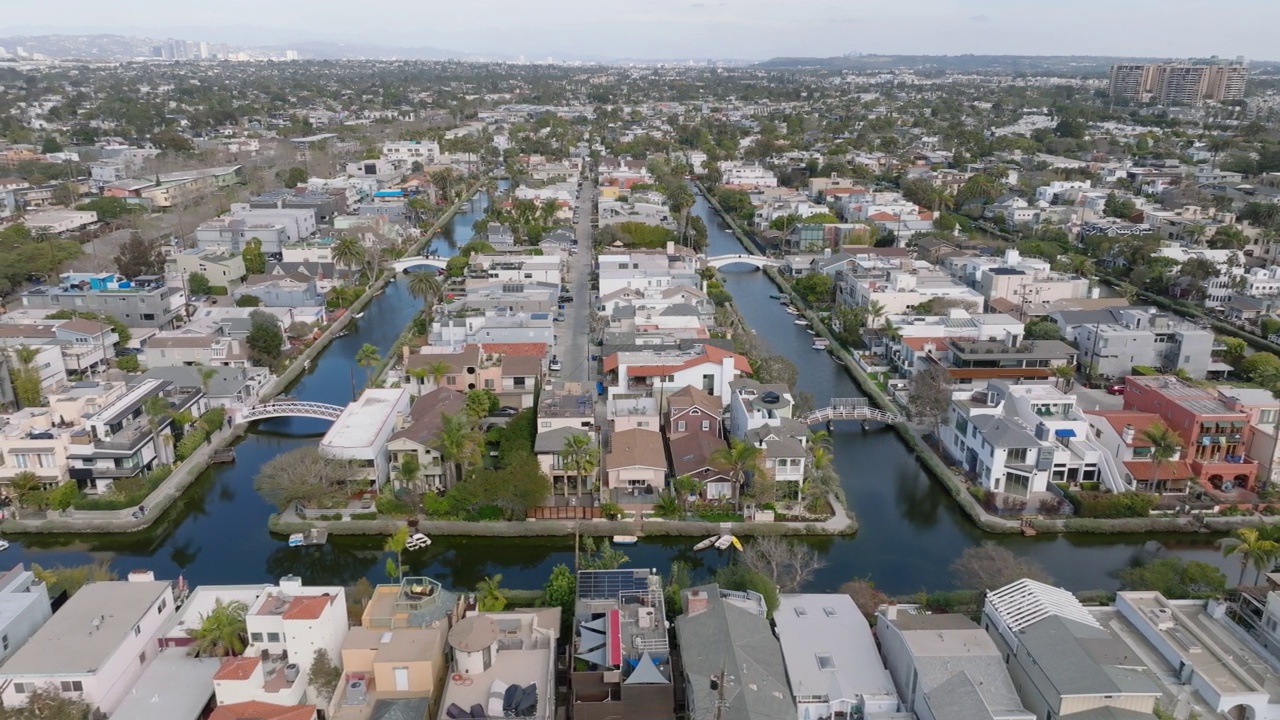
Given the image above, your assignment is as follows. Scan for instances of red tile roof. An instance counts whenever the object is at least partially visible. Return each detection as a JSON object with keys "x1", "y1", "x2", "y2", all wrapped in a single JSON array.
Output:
[
  {"x1": 213, "y1": 656, "x2": 261, "y2": 681},
  {"x1": 210, "y1": 701, "x2": 316, "y2": 720},
  {"x1": 1085, "y1": 410, "x2": 1165, "y2": 447},
  {"x1": 1124, "y1": 459, "x2": 1195, "y2": 481},
  {"x1": 282, "y1": 594, "x2": 332, "y2": 621},
  {"x1": 607, "y1": 346, "x2": 751, "y2": 377},
  {"x1": 480, "y1": 342, "x2": 548, "y2": 358},
  {"x1": 867, "y1": 211, "x2": 900, "y2": 222},
  {"x1": 901, "y1": 336, "x2": 950, "y2": 352}
]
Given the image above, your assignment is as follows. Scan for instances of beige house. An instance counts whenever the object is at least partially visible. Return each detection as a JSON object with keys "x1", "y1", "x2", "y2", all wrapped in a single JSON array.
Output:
[
  {"x1": 143, "y1": 335, "x2": 252, "y2": 369},
  {"x1": 166, "y1": 249, "x2": 246, "y2": 291},
  {"x1": 386, "y1": 387, "x2": 467, "y2": 492},
  {"x1": 607, "y1": 396, "x2": 660, "y2": 433},
  {"x1": 534, "y1": 381, "x2": 597, "y2": 496},
  {"x1": 339, "y1": 626, "x2": 447, "y2": 702},
  {"x1": 0, "y1": 381, "x2": 128, "y2": 490},
  {"x1": 605, "y1": 428, "x2": 667, "y2": 493}
]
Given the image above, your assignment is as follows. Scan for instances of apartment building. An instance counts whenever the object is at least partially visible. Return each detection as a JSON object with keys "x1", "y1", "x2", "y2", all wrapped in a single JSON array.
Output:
[
  {"x1": 319, "y1": 388, "x2": 411, "y2": 489},
  {"x1": 19, "y1": 279, "x2": 185, "y2": 330},
  {"x1": 143, "y1": 334, "x2": 253, "y2": 369},
  {"x1": 196, "y1": 217, "x2": 292, "y2": 254},
  {"x1": 1123, "y1": 375, "x2": 1258, "y2": 493},
  {"x1": 1110, "y1": 59, "x2": 1249, "y2": 105},
  {"x1": 0, "y1": 380, "x2": 127, "y2": 488},
  {"x1": 841, "y1": 260, "x2": 985, "y2": 316},
  {"x1": 166, "y1": 249, "x2": 247, "y2": 290},
  {"x1": 946, "y1": 249, "x2": 1090, "y2": 306},
  {"x1": 429, "y1": 309, "x2": 555, "y2": 351},
  {"x1": 0, "y1": 574, "x2": 176, "y2": 715},
  {"x1": 381, "y1": 140, "x2": 441, "y2": 164},
  {"x1": 1051, "y1": 306, "x2": 1215, "y2": 380}
]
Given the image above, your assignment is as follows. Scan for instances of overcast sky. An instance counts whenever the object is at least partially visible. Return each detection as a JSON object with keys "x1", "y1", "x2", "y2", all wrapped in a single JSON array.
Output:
[{"x1": 9, "y1": 0, "x2": 1279, "y2": 60}]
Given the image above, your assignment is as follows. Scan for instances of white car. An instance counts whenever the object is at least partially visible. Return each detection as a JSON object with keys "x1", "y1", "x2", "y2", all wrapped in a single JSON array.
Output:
[{"x1": 549, "y1": 357, "x2": 562, "y2": 371}]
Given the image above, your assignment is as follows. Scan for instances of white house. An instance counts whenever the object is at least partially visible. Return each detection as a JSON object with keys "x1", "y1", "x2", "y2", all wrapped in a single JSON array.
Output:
[
  {"x1": 937, "y1": 380, "x2": 1125, "y2": 497},
  {"x1": 0, "y1": 573, "x2": 175, "y2": 715},
  {"x1": 0, "y1": 565, "x2": 53, "y2": 667},
  {"x1": 212, "y1": 576, "x2": 348, "y2": 709},
  {"x1": 319, "y1": 388, "x2": 411, "y2": 489},
  {"x1": 602, "y1": 345, "x2": 750, "y2": 401}
]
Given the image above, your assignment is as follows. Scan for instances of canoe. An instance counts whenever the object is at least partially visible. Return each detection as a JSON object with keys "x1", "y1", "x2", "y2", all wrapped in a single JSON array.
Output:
[
  {"x1": 714, "y1": 535, "x2": 734, "y2": 551},
  {"x1": 794, "y1": 319, "x2": 808, "y2": 325},
  {"x1": 693, "y1": 535, "x2": 719, "y2": 551},
  {"x1": 769, "y1": 294, "x2": 782, "y2": 299},
  {"x1": 612, "y1": 535, "x2": 638, "y2": 545},
  {"x1": 731, "y1": 536, "x2": 743, "y2": 551}
]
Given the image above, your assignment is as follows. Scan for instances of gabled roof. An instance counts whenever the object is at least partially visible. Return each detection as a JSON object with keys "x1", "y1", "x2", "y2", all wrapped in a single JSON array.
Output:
[
  {"x1": 390, "y1": 387, "x2": 467, "y2": 447},
  {"x1": 985, "y1": 579, "x2": 1102, "y2": 635},
  {"x1": 668, "y1": 432, "x2": 729, "y2": 479},
  {"x1": 209, "y1": 701, "x2": 316, "y2": 720},
  {"x1": 535, "y1": 426, "x2": 591, "y2": 454},
  {"x1": 607, "y1": 428, "x2": 667, "y2": 471},
  {"x1": 667, "y1": 384, "x2": 723, "y2": 415},
  {"x1": 1083, "y1": 410, "x2": 1164, "y2": 447}
]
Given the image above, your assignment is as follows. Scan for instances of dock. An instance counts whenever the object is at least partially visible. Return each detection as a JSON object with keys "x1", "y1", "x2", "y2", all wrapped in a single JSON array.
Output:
[{"x1": 210, "y1": 448, "x2": 236, "y2": 464}]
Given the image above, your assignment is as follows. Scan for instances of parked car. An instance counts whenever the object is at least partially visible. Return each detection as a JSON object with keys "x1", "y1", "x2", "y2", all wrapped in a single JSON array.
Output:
[
  {"x1": 555, "y1": 312, "x2": 566, "y2": 322},
  {"x1": 558, "y1": 294, "x2": 573, "y2": 303},
  {"x1": 549, "y1": 357, "x2": 562, "y2": 371},
  {"x1": 1106, "y1": 384, "x2": 1125, "y2": 396},
  {"x1": 493, "y1": 406, "x2": 519, "y2": 417}
]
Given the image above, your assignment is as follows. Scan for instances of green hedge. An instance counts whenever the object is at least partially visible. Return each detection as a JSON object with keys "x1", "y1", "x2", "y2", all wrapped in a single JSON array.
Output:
[
  {"x1": 76, "y1": 465, "x2": 174, "y2": 510},
  {"x1": 1066, "y1": 489, "x2": 1158, "y2": 518},
  {"x1": 175, "y1": 426, "x2": 208, "y2": 460}
]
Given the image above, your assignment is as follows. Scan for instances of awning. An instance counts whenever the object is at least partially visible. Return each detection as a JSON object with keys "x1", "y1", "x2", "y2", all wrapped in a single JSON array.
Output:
[
  {"x1": 1232, "y1": 421, "x2": 1246, "y2": 428},
  {"x1": 1055, "y1": 428, "x2": 1077, "y2": 438}
]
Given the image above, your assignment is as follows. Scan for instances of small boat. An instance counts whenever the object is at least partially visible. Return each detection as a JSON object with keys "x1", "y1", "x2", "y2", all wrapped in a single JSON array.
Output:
[
  {"x1": 0, "y1": 539, "x2": 9, "y2": 551},
  {"x1": 806, "y1": 329, "x2": 816, "y2": 335},
  {"x1": 388, "y1": 275, "x2": 396, "y2": 283},
  {"x1": 794, "y1": 319, "x2": 808, "y2": 326},
  {"x1": 779, "y1": 298, "x2": 792, "y2": 305},
  {"x1": 693, "y1": 535, "x2": 719, "y2": 551},
  {"x1": 405, "y1": 532, "x2": 432, "y2": 551},
  {"x1": 731, "y1": 536, "x2": 743, "y2": 551},
  {"x1": 334, "y1": 330, "x2": 350, "y2": 338},
  {"x1": 714, "y1": 534, "x2": 734, "y2": 551},
  {"x1": 785, "y1": 307, "x2": 800, "y2": 315},
  {"x1": 288, "y1": 528, "x2": 328, "y2": 547},
  {"x1": 769, "y1": 294, "x2": 782, "y2": 300},
  {"x1": 354, "y1": 312, "x2": 365, "y2": 319},
  {"x1": 832, "y1": 357, "x2": 845, "y2": 366},
  {"x1": 611, "y1": 535, "x2": 639, "y2": 546},
  {"x1": 812, "y1": 342, "x2": 829, "y2": 350}
]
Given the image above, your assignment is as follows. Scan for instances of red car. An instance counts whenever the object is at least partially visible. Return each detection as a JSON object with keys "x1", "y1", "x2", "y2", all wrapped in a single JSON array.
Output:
[{"x1": 1106, "y1": 384, "x2": 1126, "y2": 396}]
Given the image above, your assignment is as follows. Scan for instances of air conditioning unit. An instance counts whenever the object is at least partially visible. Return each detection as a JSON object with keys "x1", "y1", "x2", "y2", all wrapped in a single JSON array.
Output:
[
  {"x1": 1146, "y1": 606, "x2": 1176, "y2": 631},
  {"x1": 637, "y1": 607, "x2": 656, "y2": 629}
]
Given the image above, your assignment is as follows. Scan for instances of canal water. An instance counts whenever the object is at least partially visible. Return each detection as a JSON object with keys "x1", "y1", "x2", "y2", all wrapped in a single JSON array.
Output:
[{"x1": 5, "y1": 187, "x2": 1234, "y2": 597}]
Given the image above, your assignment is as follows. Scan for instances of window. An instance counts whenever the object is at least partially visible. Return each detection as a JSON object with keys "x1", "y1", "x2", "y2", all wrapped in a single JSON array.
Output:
[
  {"x1": 267, "y1": 632, "x2": 281, "y2": 643},
  {"x1": 446, "y1": 376, "x2": 457, "y2": 386},
  {"x1": 250, "y1": 632, "x2": 264, "y2": 642},
  {"x1": 12, "y1": 683, "x2": 32, "y2": 694},
  {"x1": 139, "y1": 650, "x2": 146, "y2": 665},
  {"x1": 540, "y1": 421, "x2": 551, "y2": 428},
  {"x1": 157, "y1": 598, "x2": 167, "y2": 614},
  {"x1": 823, "y1": 607, "x2": 838, "y2": 617},
  {"x1": 702, "y1": 420, "x2": 711, "y2": 431},
  {"x1": 133, "y1": 624, "x2": 141, "y2": 636},
  {"x1": 1006, "y1": 447, "x2": 1028, "y2": 464},
  {"x1": 794, "y1": 606, "x2": 808, "y2": 617},
  {"x1": 60, "y1": 681, "x2": 83, "y2": 693},
  {"x1": 677, "y1": 421, "x2": 686, "y2": 432},
  {"x1": 484, "y1": 379, "x2": 495, "y2": 390},
  {"x1": 1, "y1": 634, "x2": 7, "y2": 651},
  {"x1": 1261, "y1": 409, "x2": 1279, "y2": 426},
  {"x1": 815, "y1": 653, "x2": 836, "y2": 670}
]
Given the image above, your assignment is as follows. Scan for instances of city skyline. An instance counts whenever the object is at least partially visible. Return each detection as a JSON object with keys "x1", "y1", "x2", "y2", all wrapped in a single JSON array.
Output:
[{"x1": 8, "y1": 0, "x2": 1280, "y2": 61}]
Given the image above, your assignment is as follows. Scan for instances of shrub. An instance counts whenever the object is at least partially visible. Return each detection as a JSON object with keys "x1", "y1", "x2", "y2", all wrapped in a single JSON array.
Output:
[
  {"x1": 1038, "y1": 496, "x2": 1069, "y2": 515},
  {"x1": 199, "y1": 407, "x2": 226, "y2": 435},
  {"x1": 350, "y1": 512, "x2": 378, "y2": 521},
  {"x1": 75, "y1": 465, "x2": 172, "y2": 510},
  {"x1": 375, "y1": 495, "x2": 415, "y2": 516},
  {"x1": 116, "y1": 355, "x2": 140, "y2": 372},
  {"x1": 175, "y1": 427, "x2": 209, "y2": 460},
  {"x1": 422, "y1": 494, "x2": 456, "y2": 518},
  {"x1": 1073, "y1": 491, "x2": 1157, "y2": 519}
]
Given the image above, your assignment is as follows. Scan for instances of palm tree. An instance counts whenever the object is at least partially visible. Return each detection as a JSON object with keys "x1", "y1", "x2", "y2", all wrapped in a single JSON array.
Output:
[
  {"x1": 1223, "y1": 528, "x2": 1280, "y2": 587},
  {"x1": 184, "y1": 599, "x2": 249, "y2": 657},
  {"x1": 7, "y1": 470, "x2": 44, "y2": 508},
  {"x1": 711, "y1": 438, "x2": 765, "y2": 509},
  {"x1": 355, "y1": 343, "x2": 381, "y2": 388},
  {"x1": 8, "y1": 345, "x2": 44, "y2": 408},
  {"x1": 197, "y1": 366, "x2": 218, "y2": 392},
  {"x1": 672, "y1": 474, "x2": 702, "y2": 514},
  {"x1": 476, "y1": 574, "x2": 508, "y2": 611},
  {"x1": 144, "y1": 394, "x2": 175, "y2": 465},
  {"x1": 434, "y1": 411, "x2": 481, "y2": 488},
  {"x1": 866, "y1": 300, "x2": 886, "y2": 329},
  {"x1": 406, "y1": 270, "x2": 443, "y2": 315},
  {"x1": 384, "y1": 527, "x2": 410, "y2": 580},
  {"x1": 415, "y1": 359, "x2": 453, "y2": 392},
  {"x1": 332, "y1": 235, "x2": 365, "y2": 278},
  {"x1": 1139, "y1": 420, "x2": 1182, "y2": 493},
  {"x1": 1052, "y1": 364, "x2": 1075, "y2": 392},
  {"x1": 810, "y1": 446, "x2": 834, "y2": 473},
  {"x1": 561, "y1": 432, "x2": 600, "y2": 497}
]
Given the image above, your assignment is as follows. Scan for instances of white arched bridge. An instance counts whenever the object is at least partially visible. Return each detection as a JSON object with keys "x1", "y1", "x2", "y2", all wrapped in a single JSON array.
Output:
[
  {"x1": 240, "y1": 401, "x2": 345, "y2": 423},
  {"x1": 389, "y1": 257, "x2": 449, "y2": 273},
  {"x1": 802, "y1": 398, "x2": 903, "y2": 425},
  {"x1": 705, "y1": 254, "x2": 783, "y2": 270}
]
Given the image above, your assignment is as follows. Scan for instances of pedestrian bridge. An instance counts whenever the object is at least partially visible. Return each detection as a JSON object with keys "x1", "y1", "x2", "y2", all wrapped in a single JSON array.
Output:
[
  {"x1": 389, "y1": 257, "x2": 449, "y2": 273},
  {"x1": 705, "y1": 254, "x2": 783, "y2": 270},
  {"x1": 241, "y1": 401, "x2": 345, "y2": 423},
  {"x1": 802, "y1": 397, "x2": 903, "y2": 425}
]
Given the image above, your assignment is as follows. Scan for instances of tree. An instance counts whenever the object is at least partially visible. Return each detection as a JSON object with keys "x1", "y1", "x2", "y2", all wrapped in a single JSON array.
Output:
[
  {"x1": 672, "y1": 474, "x2": 702, "y2": 514},
  {"x1": 395, "y1": 452, "x2": 422, "y2": 491},
  {"x1": 332, "y1": 235, "x2": 366, "y2": 276},
  {"x1": 792, "y1": 273, "x2": 834, "y2": 304},
  {"x1": 543, "y1": 563, "x2": 576, "y2": 615},
  {"x1": 8, "y1": 345, "x2": 45, "y2": 408},
  {"x1": 741, "y1": 537, "x2": 827, "y2": 592},
  {"x1": 1024, "y1": 320, "x2": 1063, "y2": 340},
  {"x1": 579, "y1": 537, "x2": 630, "y2": 570},
  {"x1": 561, "y1": 431, "x2": 600, "y2": 496},
  {"x1": 464, "y1": 388, "x2": 499, "y2": 421},
  {"x1": 950, "y1": 541, "x2": 1052, "y2": 591},
  {"x1": 8, "y1": 470, "x2": 45, "y2": 508},
  {"x1": 241, "y1": 237, "x2": 266, "y2": 275},
  {"x1": 406, "y1": 269, "x2": 442, "y2": 314},
  {"x1": 235, "y1": 294, "x2": 262, "y2": 308},
  {"x1": 253, "y1": 446, "x2": 358, "y2": 510},
  {"x1": 434, "y1": 411, "x2": 483, "y2": 487},
  {"x1": 77, "y1": 196, "x2": 136, "y2": 222},
  {"x1": 307, "y1": 649, "x2": 344, "y2": 704},
  {"x1": 1118, "y1": 557, "x2": 1226, "y2": 599},
  {"x1": 907, "y1": 364, "x2": 952, "y2": 428},
  {"x1": 41, "y1": 136, "x2": 64, "y2": 154},
  {"x1": 866, "y1": 300, "x2": 887, "y2": 328},
  {"x1": 1053, "y1": 116, "x2": 1086, "y2": 139},
  {"x1": 0, "y1": 685, "x2": 94, "y2": 720},
  {"x1": 955, "y1": 174, "x2": 1002, "y2": 208},
  {"x1": 840, "y1": 577, "x2": 890, "y2": 622},
  {"x1": 1222, "y1": 528, "x2": 1280, "y2": 587},
  {"x1": 184, "y1": 599, "x2": 249, "y2": 657},
  {"x1": 276, "y1": 166, "x2": 308, "y2": 188},
  {"x1": 355, "y1": 343, "x2": 382, "y2": 387},
  {"x1": 246, "y1": 310, "x2": 284, "y2": 367},
  {"x1": 1104, "y1": 191, "x2": 1138, "y2": 220},
  {"x1": 112, "y1": 232, "x2": 165, "y2": 278},
  {"x1": 47, "y1": 481, "x2": 79, "y2": 511},
  {"x1": 1220, "y1": 337, "x2": 1247, "y2": 367},
  {"x1": 477, "y1": 574, "x2": 508, "y2": 611},
  {"x1": 143, "y1": 393, "x2": 176, "y2": 466},
  {"x1": 383, "y1": 526, "x2": 410, "y2": 580},
  {"x1": 712, "y1": 438, "x2": 765, "y2": 507},
  {"x1": 1140, "y1": 421, "x2": 1182, "y2": 493},
  {"x1": 31, "y1": 560, "x2": 117, "y2": 598},
  {"x1": 713, "y1": 563, "x2": 780, "y2": 616},
  {"x1": 187, "y1": 271, "x2": 212, "y2": 296},
  {"x1": 1241, "y1": 352, "x2": 1280, "y2": 383}
]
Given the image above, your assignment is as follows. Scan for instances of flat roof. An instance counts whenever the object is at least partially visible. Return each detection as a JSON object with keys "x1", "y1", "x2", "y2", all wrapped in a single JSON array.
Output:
[
  {"x1": 107, "y1": 647, "x2": 220, "y2": 720},
  {"x1": 775, "y1": 594, "x2": 897, "y2": 703},
  {"x1": 163, "y1": 585, "x2": 269, "y2": 640},
  {"x1": 322, "y1": 389, "x2": 407, "y2": 450},
  {"x1": 0, "y1": 580, "x2": 169, "y2": 676}
]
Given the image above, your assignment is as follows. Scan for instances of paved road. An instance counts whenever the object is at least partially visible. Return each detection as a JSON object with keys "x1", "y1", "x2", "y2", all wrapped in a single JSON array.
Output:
[
  {"x1": 1073, "y1": 384, "x2": 1126, "y2": 412},
  {"x1": 554, "y1": 178, "x2": 596, "y2": 385}
]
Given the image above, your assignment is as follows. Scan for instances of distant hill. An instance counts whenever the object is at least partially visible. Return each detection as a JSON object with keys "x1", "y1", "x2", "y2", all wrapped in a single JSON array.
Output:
[
  {"x1": 0, "y1": 34, "x2": 159, "y2": 59},
  {"x1": 0, "y1": 33, "x2": 483, "y2": 62},
  {"x1": 755, "y1": 54, "x2": 1280, "y2": 75}
]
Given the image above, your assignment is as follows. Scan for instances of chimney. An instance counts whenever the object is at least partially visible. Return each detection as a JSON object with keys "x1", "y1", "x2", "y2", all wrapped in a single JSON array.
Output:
[
  {"x1": 686, "y1": 590, "x2": 709, "y2": 616},
  {"x1": 1122, "y1": 424, "x2": 1136, "y2": 445},
  {"x1": 884, "y1": 601, "x2": 898, "y2": 621}
]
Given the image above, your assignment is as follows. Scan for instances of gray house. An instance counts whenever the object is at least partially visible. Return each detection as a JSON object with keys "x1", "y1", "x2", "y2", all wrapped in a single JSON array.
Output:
[
  {"x1": 674, "y1": 585, "x2": 795, "y2": 720},
  {"x1": 18, "y1": 284, "x2": 183, "y2": 329},
  {"x1": 233, "y1": 273, "x2": 322, "y2": 308}
]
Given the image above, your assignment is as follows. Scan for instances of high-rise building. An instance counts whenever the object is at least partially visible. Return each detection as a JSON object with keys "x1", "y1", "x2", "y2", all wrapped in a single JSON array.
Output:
[{"x1": 1109, "y1": 58, "x2": 1249, "y2": 105}]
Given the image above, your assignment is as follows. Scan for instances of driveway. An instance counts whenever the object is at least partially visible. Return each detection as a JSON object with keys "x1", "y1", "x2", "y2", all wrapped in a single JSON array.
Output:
[{"x1": 1073, "y1": 384, "x2": 1126, "y2": 412}]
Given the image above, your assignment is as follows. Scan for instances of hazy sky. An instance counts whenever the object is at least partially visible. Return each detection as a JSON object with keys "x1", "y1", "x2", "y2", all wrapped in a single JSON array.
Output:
[{"x1": 9, "y1": 0, "x2": 1279, "y2": 60}]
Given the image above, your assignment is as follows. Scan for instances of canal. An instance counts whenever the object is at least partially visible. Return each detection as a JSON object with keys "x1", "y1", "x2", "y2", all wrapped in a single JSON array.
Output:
[{"x1": 4, "y1": 186, "x2": 1235, "y2": 598}]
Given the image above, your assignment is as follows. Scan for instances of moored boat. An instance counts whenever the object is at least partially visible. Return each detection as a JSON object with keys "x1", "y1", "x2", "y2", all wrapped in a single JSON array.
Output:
[
  {"x1": 714, "y1": 534, "x2": 734, "y2": 551},
  {"x1": 794, "y1": 319, "x2": 808, "y2": 325},
  {"x1": 731, "y1": 536, "x2": 744, "y2": 551},
  {"x1": 288, "y1": 528, "x2": 328, "y2": 547},
  {"x1": 611, "y1": 535, "x2": 639, "y2": 546},
  {"x1": 693, "y1": 535, "x2": 719, "y2": 551},
  {"x1": 405, "y1": 532, "x2": 432, "y2": 550}
]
